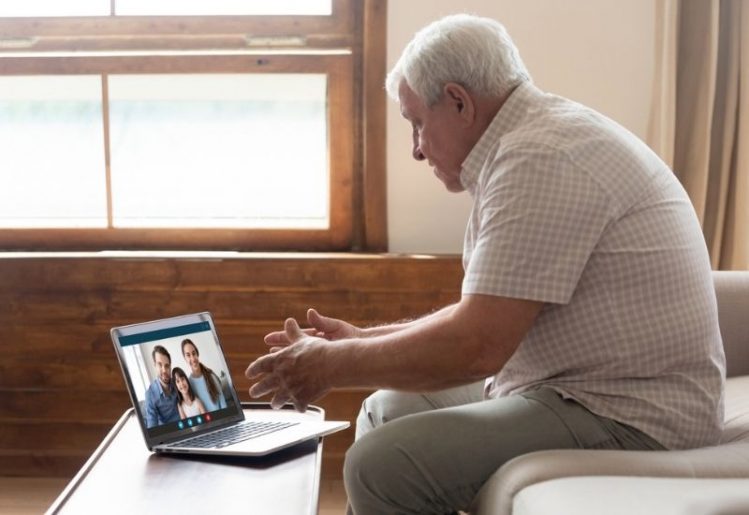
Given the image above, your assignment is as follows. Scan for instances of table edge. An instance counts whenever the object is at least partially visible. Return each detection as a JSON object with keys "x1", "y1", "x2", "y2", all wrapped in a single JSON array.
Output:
[{"x1": 45, "y1": 403, "x2": 326, "y2": 515}]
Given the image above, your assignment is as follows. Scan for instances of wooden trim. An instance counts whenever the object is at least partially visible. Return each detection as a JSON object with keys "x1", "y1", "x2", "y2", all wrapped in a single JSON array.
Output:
[
  {"x1": 327, "y1": 57, "x2": 356, "y2": 250},
  {"x1": 0, "y1": 0, "x2": 352, "y2": 40},
  {"x1": 0, "y1": 228, "x2": 355, "y2": 252},
  {"x1": 349, "y1": 1, "x2": 366, "y2": 251},
  {"x1": 0, "y1": 34, "x2": 355, "y2": 53},
  {"x1": 0, "y1": 52, "x2": 350, "y2": 75},
  {"x1": 361, "y1": 0, "x2": 388, "y2": 251}
]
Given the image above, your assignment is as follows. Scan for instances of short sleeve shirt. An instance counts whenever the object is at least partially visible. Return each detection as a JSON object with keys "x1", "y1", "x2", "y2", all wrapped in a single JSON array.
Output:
[{"x1": 461, "y1": 82, "x2": 725, "y2": 449}]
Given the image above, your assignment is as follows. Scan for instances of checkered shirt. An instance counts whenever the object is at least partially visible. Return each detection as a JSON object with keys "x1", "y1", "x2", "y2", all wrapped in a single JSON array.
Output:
[{"x1": 461, "y1": 82, "x2": 725, "y2": 449}]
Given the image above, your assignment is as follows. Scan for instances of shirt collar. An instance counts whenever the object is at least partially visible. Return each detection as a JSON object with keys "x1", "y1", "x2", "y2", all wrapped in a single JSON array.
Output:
[
  {"x1": 460, "y1": 81, "x2": 542, "y2": 194},
  {"x1": 156, "y1": 379, "x2": 175, "y2": 397}
]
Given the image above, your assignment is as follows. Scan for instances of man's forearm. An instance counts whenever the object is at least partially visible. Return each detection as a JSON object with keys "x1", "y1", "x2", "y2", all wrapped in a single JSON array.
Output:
[
  {"x1": 359, "y1": 303, "x2": 459, "y2": 338},
  {"x1": 325, "y1": 303, "x2": 495, "y2": 392},
  {"x1": 322, "y1": 295, "x2": 542, "y2": 393}
]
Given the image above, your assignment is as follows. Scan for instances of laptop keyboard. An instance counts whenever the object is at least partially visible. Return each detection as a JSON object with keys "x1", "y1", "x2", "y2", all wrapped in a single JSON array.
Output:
[{"x1": 169, "y1": 420, "x2": 299, "y2": 449}]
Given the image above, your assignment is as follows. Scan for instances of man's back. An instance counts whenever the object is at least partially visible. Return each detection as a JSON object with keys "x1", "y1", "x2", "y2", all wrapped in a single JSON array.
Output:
[{"x1": 462, "y1": 83, "x2": 726, "y2": 449}]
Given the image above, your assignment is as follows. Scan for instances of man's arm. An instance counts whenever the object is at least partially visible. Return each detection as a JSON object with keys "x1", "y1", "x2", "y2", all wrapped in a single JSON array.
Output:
[
  {"x1": 247, "y1": 294, "x2": 542, "y2": 411},
  {"x1": 263, "y1": 304, "x2": 459, "y2": 346},
  {"x1": 331, "y1": 295, "x2": 539, "y2": 391},
  {"x1": 359, "y1": 303, "x2": 460, "y2": 338}
]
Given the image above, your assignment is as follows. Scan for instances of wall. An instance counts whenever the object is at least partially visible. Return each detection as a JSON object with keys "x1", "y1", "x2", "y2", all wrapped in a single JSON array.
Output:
[{"x1": 386, "y1": 0, "x2": 656, "y2": 253}]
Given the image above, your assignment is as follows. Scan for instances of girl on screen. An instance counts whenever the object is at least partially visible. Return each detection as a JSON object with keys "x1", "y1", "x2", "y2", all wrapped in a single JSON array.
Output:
[
  {"x1": 172, "y1": 366, "x2": 207, "y2": 419},
  {"x1": 181, "y1": 338, "x2": 227, "y2": 412}
]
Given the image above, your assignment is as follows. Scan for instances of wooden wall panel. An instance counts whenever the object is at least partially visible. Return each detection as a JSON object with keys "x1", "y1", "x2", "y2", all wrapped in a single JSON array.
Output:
[{"x1": 0, "y1": 254, "x2": 462, "y2": 479}]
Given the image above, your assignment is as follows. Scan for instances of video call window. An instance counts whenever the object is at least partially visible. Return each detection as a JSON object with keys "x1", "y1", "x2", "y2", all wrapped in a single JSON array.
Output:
[{"x1": 119, "y1": 322, "x2": 236, "y2": 430}]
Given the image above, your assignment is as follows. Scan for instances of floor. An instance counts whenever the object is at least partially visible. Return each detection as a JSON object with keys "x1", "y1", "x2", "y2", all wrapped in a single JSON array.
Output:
[{"x1": 0, "y1": 477, "x2": 348, "y2": 514}]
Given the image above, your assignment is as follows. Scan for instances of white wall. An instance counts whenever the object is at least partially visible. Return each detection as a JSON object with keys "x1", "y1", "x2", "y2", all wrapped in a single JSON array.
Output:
[{"x1": 386, "y1": 0, "x2": 656, "y2": 253}]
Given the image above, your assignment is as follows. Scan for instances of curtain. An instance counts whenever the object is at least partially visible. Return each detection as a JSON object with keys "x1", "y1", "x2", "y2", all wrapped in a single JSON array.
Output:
[{"x1": 649, "y1": 0, "x2": 749, "y2": 270}]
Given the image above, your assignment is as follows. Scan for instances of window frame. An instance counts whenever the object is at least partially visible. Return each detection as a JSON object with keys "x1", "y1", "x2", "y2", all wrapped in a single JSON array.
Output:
[
  {"x1": 0, "y1": 0, "x2": 387, "y2": 252},
  {"x1": 0, "y1": 0, "x2": 354, "y2": 50}
]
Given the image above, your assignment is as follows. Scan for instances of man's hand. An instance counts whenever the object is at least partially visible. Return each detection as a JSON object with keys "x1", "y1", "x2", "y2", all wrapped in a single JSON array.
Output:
[
  {"x1": 263, "y1": 308, "x2": 360, "y2": 348},
  {"x1": 246, "y1": 317, "x2": 333, "y2": 412}
]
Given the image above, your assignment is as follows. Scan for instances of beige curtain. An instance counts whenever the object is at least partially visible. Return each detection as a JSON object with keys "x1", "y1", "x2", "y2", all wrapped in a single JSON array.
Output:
[{"x1": 649, "y1": 0, "x2": 749, "y2": 270}]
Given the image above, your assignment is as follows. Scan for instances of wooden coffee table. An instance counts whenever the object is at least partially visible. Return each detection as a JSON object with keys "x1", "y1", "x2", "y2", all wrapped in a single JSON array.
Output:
[{"x1": 46, "y1": 404, "x2": 327, "y2": 514}]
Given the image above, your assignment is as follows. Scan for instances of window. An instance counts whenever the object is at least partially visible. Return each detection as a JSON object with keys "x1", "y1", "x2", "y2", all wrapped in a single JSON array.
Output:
[
  {"x1": 0, "y1": 1, "x2": 333, "y2": 17},
  {"x1": 0, "y1": 0, "x2": 387, "y2": 251}
]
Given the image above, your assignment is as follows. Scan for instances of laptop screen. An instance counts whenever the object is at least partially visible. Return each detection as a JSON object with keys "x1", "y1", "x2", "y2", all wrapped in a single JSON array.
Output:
[{"x1": 111, "y1": 312, "x2": 244, "y2": 443}]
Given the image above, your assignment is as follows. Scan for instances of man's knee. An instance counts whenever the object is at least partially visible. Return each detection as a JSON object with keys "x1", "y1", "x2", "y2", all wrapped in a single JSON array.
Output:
[
  {"x1": 355, "y1": 384, "x2": 484, "y2": 440},
  {"x1": 355, "y1": 389, "x2": 426, "y2": 440},
  {"x1": 354, "y1": 393, "x2": 378, "y2": 440}
]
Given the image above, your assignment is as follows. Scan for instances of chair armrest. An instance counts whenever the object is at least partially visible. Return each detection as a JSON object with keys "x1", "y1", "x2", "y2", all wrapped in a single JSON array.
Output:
[{"x1": 470, "y1": 441, "x2": 749, "y2": 515}]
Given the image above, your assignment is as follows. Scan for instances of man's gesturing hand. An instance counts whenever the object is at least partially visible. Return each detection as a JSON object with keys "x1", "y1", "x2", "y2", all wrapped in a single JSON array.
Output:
[
  {"x1": 246, "y1": 317, "x2": 332, "y2": 412},
  {"x1": 263, "y1": 308, "x2": 360, "y2": 348}
]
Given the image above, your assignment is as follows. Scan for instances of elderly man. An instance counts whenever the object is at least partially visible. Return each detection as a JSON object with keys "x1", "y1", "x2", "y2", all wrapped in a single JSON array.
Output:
[{"x1": 246, "y1": 14, "x2": 725, "y2": 514}]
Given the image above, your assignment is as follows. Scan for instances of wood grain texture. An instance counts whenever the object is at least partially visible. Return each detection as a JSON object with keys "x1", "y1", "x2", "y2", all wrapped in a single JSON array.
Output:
[
  {"x1": 361, "y1": 0, "x2": 388, "y2": 251},
  {"x1": 0, "y1": 253, "x2": 462, "y2": 478}
]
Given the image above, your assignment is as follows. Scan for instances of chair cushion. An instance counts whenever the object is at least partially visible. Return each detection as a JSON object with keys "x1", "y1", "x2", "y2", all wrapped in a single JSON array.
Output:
[{"x1": 513, "y1": 476, "x2": 749, "y2": 515}]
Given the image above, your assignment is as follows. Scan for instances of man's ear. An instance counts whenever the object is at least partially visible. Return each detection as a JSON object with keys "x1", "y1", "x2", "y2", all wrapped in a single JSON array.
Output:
[{"x1": 443, "y1": 83, "x2": 475, "y2": 125}]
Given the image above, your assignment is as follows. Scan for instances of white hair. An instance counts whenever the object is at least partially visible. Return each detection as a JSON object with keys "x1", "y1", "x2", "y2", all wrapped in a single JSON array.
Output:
[{"x1": 386, "y1": 14, "x2": 531, "y2": 106}]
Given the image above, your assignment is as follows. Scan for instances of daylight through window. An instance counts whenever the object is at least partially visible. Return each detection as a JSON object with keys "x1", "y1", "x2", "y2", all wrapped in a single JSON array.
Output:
[{"x1": 0, "y1": 0, "x2": 384, "y2": 251}]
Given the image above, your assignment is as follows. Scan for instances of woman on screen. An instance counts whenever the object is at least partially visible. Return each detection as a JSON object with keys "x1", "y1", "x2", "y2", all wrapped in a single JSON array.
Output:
[
  {"x1": 181, "y1": 338, "x2": 227, "y2": 412},
  {"x1": 172, "y1": 366, "x2": 207, "y2": 419}
]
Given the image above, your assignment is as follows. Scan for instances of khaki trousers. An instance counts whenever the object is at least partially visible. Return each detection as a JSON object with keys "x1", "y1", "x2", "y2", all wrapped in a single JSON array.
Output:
[{"x1": 344, "y1": 384, "x2": 664, "y2": 515}]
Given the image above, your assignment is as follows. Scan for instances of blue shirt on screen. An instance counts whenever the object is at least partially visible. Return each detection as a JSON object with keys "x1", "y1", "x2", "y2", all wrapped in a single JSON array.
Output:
[{"x1": 144, "y1": 379, "x2": 180, "y2": 428}]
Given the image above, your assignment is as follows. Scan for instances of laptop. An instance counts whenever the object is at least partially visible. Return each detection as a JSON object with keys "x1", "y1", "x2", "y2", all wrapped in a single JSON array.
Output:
[{"x1": 110, "y1": 311, "x2": 349, "y2": 456}]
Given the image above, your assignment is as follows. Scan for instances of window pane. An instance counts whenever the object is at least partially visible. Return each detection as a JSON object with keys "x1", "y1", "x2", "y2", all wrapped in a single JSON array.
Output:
[
  {"x1": 0, "y1": 76, "x2": 107, "y2": 228},
  {"x1": 116, "y1": 0, "x2": 331, "y2": 16},
  {"x1": 108, "y1": 74, "x2": 329, "y2": 229},
  {"x1": 0, "y1": 0, "x2": 109, "y2": 17}
]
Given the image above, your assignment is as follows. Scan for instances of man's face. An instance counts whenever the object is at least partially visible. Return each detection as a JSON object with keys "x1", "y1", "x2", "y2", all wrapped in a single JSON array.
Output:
[
  {"x1": 153, "y1": 352, "x2": 171, "y2": 385},
  {"x1": 398, "y1": 81, "x2": 471, "y2": 193}
]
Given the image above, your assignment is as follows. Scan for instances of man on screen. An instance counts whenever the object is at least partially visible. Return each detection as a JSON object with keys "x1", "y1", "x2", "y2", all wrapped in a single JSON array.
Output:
[{"x1": 144, "y1": 345, "x2": 180, "y2": 428}]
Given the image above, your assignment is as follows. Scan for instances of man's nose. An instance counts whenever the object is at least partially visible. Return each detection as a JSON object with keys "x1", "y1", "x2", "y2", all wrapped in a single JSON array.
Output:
[{"x1": 412, "y1": 144, "x2": 425, "y2": 161}]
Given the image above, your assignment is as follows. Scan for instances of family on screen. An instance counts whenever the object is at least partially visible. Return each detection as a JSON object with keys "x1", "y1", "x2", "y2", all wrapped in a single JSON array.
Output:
[{"x1": 144, "y1": 338, "x2": 227, "y2": 428}]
